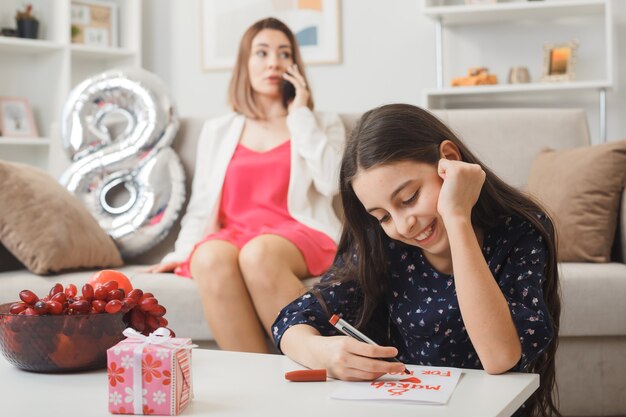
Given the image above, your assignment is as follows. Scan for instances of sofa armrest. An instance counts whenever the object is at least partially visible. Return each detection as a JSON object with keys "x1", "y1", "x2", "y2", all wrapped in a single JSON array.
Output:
[{"x1": 617, "y1": 191, "x2": 626, "y2": 263}]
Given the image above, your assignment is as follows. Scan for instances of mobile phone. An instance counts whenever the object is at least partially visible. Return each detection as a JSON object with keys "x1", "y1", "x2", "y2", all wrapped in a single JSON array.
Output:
[{"x1": 281, "y1": 78, "x2": 296, "y2": 108}]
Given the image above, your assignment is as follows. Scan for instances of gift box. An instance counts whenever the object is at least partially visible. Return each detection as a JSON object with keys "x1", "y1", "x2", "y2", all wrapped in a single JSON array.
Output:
[{"x1": 107, "y1": 328, "x2": 194, "y2": 415}]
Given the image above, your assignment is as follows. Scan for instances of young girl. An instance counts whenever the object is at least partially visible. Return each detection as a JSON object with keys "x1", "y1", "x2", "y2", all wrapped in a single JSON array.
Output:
[
  {"x1": 150, "y1": 18, "x2": 345, "y2": 353},
  {"x1": 273, "y1": 104, "x2": 561, "y2": 417}
]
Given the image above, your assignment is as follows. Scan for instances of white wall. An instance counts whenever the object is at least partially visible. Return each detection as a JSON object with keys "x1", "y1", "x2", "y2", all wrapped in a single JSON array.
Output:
[{"x1": 143, "y1": 0, "x2": 626, "y2": 142}]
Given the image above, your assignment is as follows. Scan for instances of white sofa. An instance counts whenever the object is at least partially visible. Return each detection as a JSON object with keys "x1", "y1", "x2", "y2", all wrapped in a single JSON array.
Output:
[{"x1": 1, "y1": 109, "x2": 625, "y2": 416}]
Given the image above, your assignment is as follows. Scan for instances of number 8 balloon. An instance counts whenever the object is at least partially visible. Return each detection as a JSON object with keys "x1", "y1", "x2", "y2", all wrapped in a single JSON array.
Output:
[{"x1": 60, "y1": 68, "x2": 186, "y2": 258}]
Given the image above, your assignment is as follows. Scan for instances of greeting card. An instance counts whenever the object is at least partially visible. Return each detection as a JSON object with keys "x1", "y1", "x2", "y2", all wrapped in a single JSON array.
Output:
[{"x1": 331, "y1": 366, "x2": 461, "y2": 404}]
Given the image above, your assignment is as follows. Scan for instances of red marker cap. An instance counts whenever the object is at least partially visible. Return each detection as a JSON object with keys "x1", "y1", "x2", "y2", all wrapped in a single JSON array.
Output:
[
  {"x1": 285, "y1": 369, "x2": 327, "y2": 382},
  {"x1": 329, "y1": 314, "x2": 340, "y2": 326}
]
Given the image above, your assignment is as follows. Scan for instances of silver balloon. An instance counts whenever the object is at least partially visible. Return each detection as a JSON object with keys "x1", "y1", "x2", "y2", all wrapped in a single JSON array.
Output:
[{"x1": 59, "y1": 68, "x2": 186, "y2": 258}]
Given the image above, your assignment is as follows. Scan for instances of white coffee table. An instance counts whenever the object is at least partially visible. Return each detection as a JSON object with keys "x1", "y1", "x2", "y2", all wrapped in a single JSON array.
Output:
[{"x1": 1, "y1": 349, "x2": 538, "y2": 416}]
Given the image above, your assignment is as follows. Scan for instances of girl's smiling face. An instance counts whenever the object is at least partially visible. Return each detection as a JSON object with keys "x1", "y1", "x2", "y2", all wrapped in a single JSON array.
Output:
[{"x1": 351, "y1": 160, "x2": 451, "y2": 257}]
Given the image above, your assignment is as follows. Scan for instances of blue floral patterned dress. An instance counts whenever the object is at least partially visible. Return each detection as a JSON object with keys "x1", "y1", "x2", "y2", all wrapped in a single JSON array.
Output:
[{"x1": 272, "y1": 214, "x2": 555, "y2": 372}]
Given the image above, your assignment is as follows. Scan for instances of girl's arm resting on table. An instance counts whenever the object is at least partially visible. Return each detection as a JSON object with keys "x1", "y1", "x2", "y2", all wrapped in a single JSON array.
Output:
[
  {"x1": 437, "y1": 159, "x2": 521, "y2": 374},
  {"x1": 280, "y1": 324, "x2": 406, "y2": 381},
  {"x1": 445, "y1": 216, "x2": 522, "y2": 374}
]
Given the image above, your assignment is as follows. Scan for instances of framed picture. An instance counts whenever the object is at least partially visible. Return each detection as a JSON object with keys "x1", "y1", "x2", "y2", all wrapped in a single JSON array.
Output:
[
  {"x1": 542, "y1": 40, "x2": 578, "y2": 82},
  {"x1": 0, "y1": 97, "x2": 38, "y2": 138},
  {"x1": 70, "y1": 0, "x2": 118, "y2": 47},
  {"x1": 200, "y1": 0, "x2": 341, "y2": 70}
]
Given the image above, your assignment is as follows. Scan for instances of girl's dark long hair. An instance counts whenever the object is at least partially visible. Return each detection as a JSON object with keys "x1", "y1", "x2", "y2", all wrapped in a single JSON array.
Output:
[{"x1": 327, "y1": 104, "x2": 561, "y2": 417}]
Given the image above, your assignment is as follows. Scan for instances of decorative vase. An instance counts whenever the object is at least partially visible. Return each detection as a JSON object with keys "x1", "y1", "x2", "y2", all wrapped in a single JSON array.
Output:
[
  {"x1": 16, "y1": 19, "x2": 38, "y2": 39},
  {"x1": 508, "y1": 67, "x2": 531, "y2": 84}
]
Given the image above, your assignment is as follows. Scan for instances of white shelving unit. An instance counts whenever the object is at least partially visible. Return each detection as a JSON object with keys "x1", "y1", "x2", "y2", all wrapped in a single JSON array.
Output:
[
  {"x1": 0, "y1": 0, "x2": 142, "y2": 171},
  {"x1": 421, "y1": 0, "x2": 614, "y2": 142}
]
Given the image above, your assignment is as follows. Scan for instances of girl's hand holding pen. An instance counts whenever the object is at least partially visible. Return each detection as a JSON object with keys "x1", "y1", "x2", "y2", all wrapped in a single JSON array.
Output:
[
  {"x1": 318, "y1": 335, "x2": 408, "y2": 381},
  {"x1": 437, "y1": 158, "x2": 485, "y2": 222}
]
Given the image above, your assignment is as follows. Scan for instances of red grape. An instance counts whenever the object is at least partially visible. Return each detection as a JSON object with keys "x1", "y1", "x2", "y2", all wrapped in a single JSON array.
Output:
[
  {"x1": 82, "y1": 283, "x2": 94, "y2": 300},
  {"x1": 49, "y1": 283, "x2": 63, "y2": 297},
  {"x1": 8, "y1": 271, "x2": 170, "y2": 337},
  {"x1": 105, "y1": 299, "x2": 123, "y2": 314},
  {"x1": 91, "y1": 299, "x2": 106, "y2": 314},
  {"x1": 19, "y1": 290, "x2": 39, "y2": 305},
  {"x1": 127, "y1": 289, "x2": 143, "y2": 301},
  {"x1": 33, "y1": 300, "x2": 49, "y2": 315},
  {"x1": 107, "y1": 289, "x2": 124, "y2": 302},
  {"x1": 51, "y1": 292, "x2": 67, "y2": 304},
  {"x1": 139, "y1": 297, "x2": 158, "y2": 312},
  {"x1": 9, "y1": 302, "x2": 28, "y2": 314},
  {"x1": 46, "y1": 300, "x2": 63, "y2": 315},
  {"x1": 101, "y1": 280, "x2": 119, "y2": 293},
  {"x1": 148, "y1": 304, "x2": 166, "y2": 317},
  {"x1": 65, "y1": 284, "x2": 77, "y2": 298}
]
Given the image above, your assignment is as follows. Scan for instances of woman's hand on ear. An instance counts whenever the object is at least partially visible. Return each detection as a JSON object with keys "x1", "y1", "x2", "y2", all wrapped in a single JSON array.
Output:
[
  {"x1": 283, "y1": 64, "x2": 310, "y2": 112},
  {"x1": 437, "y1": 159, "x2": 485, "y2": 222}
]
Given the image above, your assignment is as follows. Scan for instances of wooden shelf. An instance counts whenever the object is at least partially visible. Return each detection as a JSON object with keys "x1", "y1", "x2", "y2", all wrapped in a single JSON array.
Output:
[{"x1": 423, "y1": 0, "x2": 607, "y2": 25}]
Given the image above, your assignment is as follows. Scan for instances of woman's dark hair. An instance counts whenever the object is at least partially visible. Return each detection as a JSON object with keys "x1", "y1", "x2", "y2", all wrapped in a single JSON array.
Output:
[
  {"x1": 327, "y1": 104, "x2": 561, "y2": 417},
  {"x1": 228, "y1": 17, "x2": 313, "y2": 119}
]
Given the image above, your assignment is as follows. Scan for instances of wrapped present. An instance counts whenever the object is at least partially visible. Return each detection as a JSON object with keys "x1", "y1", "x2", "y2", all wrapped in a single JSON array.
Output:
[{"x1": 107, "y1": 328, "x2": 195, "y2": 415}]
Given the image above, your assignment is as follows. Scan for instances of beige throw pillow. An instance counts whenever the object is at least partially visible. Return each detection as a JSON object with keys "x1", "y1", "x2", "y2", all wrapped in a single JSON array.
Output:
[
  {"x1": 527, "y1": 139, "x2": 626, "y2": 262},
  {"x1": 0, "y1": 161, "x2": 123, "y2": 274}
]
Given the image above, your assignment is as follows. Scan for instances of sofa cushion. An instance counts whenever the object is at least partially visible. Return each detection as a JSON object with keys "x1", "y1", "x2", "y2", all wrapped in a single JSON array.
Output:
[
  {"x1": 527, "y1": 139, "x2": 626, "y2": 262},
  {"x1": 0, "y1": 161, "x2": 123, "y2": 274}
]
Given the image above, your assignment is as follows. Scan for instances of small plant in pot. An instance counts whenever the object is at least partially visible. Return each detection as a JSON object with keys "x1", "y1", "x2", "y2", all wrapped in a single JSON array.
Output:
[{"x1": 15, "y1": 4, "x2": 39, "y2": 39}]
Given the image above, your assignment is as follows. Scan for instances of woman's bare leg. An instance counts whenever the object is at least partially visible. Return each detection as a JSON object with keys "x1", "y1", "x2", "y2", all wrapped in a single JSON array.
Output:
[
  {"x1": 238, "y1": 235, "x2": 309, "y2": 335},
  {"x1": 190, "y1": 240, "x2": 268, "y2": 353}
]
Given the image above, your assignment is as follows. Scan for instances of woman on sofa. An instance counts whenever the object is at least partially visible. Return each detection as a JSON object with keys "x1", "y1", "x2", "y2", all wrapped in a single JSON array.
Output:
[
  {"x1": 150, "y1": 18, "x2": 345, "y2": 353},
  {"x1": 273, "y1": 104, "x2": 561, "y2": 417}
]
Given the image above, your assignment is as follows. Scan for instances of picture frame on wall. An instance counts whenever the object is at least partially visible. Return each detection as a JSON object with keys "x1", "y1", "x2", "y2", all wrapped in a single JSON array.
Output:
[
  {"x1": 542, "y1": 40, "x2": 579, "y2": 82},
  {"x1": 70, "y1": 0, "x2": 118, "y2": 48},
  {"x1": 0, "y1": 97, "x2": 39, "y2": 138},
  {"x1": 200, "y1": 0, "x2": 341, "y2": 70}
]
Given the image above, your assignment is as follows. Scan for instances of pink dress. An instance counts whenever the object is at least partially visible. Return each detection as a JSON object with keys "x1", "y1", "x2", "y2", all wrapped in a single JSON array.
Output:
[{"x1": 176, "y1": 140, "x2": 337, "y2": 278}]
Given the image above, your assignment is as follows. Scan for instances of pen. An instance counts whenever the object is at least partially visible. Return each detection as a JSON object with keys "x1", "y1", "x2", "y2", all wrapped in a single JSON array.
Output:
[{"x1": 329, "y1": 314, "x2": 411, "y2": 374}]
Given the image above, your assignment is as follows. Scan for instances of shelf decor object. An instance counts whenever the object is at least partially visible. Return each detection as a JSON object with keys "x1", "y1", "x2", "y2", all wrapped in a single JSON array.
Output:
[
  {"x1": 0, "y1": 97, "x2": 38, "y2": 138},
  {"x1": 70, "y1": 0, "x2": 118, "y2": 47},
  {"x1": 15, "y1": 3, "x2": 39, "y2": 39},
  {"x1": 542, "y1": 40, "x2": 578, "y2": 82}
]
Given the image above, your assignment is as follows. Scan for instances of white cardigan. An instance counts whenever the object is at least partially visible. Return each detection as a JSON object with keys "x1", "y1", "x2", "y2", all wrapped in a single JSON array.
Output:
[{"x1": 162, "y1": 107, "x2": 346, "y2": 264}]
